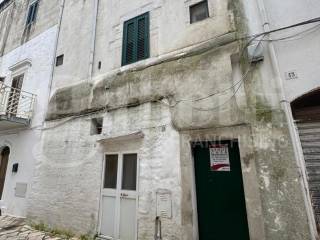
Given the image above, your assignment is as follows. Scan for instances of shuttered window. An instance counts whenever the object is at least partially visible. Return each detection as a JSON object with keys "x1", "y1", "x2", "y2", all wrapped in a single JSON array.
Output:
[
  {"x1": 122, "y1": 12, "x2": 149, "y2": 66},
  {"x1": 26, "y1": 1, "x2": 39, "y2": 26}
]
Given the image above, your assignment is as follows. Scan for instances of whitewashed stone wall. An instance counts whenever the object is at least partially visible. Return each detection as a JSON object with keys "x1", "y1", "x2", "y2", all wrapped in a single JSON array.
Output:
[
  {"x1": 28, "y1": 102, "x2": 182, "y2": 239},
  {"x1": 51, "y1": 0, "x2": 234, "y2": 92},
  {"x1": 26, "y1": 0, "x2": 315, "y2": 239}
]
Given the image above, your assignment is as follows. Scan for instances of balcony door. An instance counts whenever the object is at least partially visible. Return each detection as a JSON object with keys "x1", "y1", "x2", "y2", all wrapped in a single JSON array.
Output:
[
  {"x1": 100, "y1": 153, "x2": 138, "y2": 240},
  {"x1": 7, "y1": 74, "x2": 24, "y2": 116}
]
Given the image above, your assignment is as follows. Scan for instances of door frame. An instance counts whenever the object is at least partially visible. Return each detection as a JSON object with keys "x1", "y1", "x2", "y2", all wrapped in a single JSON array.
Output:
[
  {"x1": 0, "y1": 146, "x2": 10, "y2": 200},
  {"x1": 98, "y1": 151, "x2": 139, "y2": 240},
  {"x1": 188, "y1": 137, "x2": 266, "y2": 240},
  {"x1": 190, "y1": 144, "x2": 200, "y2": 240},
  {"x1": 190, "y1": 140, "x2": 251, "y2": 240}
]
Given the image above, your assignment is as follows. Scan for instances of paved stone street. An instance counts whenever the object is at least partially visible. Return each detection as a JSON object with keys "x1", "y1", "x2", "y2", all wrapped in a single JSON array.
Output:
[{"x1": 0, "y1": 216, "x2": 79, "y2": 240}]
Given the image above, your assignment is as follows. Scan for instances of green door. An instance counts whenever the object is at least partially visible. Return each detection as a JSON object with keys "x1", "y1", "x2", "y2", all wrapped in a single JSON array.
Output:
[{"x1": 193, "y1": 141, "x2": 250, "y2": 240}]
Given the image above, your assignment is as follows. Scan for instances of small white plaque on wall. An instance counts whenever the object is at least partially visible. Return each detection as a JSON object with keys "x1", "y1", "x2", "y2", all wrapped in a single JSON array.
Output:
[
  {"x1": 156, "y1": 189, "x2": 172, "y2": 219},
  {"x1": 285, "y1": 70, "x2": 298, "y2": 80}
]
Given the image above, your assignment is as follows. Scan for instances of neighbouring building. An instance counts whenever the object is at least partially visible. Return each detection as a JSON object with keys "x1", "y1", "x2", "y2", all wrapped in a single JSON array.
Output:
[
  {"x1": 244, "y1": 0, "x2": 320, "y2": 237},
  {"x1": 0, "y1": 0, "x2": 59, "y2": 217},
  {"x1": 0, "y1": 0, "x2": 318, "y2": 239}
]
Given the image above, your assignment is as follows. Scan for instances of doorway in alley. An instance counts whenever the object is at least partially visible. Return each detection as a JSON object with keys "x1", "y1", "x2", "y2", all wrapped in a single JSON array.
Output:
[
  {"x1": 291, "y1": 88, "x2": 320, "y2": 232},
  {"x1": 99, "y1": 153, "x2": 138, "y2": 240},
  {"x1": 0, "y1": 147, "x2": 10, "y2": 200},
  {"x1": 7, "y1": 74, "x2": 24, "y2": 116},
  {"x1": 192, "y1": 140, "x2": 250, "y2": 240}
]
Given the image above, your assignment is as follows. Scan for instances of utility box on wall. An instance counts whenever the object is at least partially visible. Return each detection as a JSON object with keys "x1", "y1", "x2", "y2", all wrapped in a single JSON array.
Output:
[
  {"x1": 15, "y1": 183, "x2": 27, "y2": 198},
  {"x1": 156, "y1": 189, "x2": 172, "y2": 219}
]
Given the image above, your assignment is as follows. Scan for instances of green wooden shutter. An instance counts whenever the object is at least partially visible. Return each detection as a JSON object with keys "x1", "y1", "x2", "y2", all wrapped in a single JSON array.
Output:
[
  {"x1": 122, "y1": 12, "x2": 149, "y2": 66},
  {"x1": 125, "y1": 21, "x2": 136, "y2": 64}
]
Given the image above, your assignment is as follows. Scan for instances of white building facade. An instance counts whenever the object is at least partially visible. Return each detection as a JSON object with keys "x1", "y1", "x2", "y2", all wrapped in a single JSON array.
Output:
[
  {"x1": 0, "y1": 0, "x2": 59, "y2": 217},
  {"x1": 26, "y1": 0, "x2": 319, "y2": 240},
  {"x1": 0, "y1": 0, "x2": 318, "y2": 240}
]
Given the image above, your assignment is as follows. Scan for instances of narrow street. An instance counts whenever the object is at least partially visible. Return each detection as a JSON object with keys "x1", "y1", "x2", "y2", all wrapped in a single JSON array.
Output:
[{"x1": 0, "y1": 216, "x2": 79, "y2": 240}]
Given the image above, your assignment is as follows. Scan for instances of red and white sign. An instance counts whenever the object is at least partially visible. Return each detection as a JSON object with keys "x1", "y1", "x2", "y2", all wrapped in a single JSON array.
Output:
[{"x1": 209, "y1": 144, "x2": 230, "y2": 171}]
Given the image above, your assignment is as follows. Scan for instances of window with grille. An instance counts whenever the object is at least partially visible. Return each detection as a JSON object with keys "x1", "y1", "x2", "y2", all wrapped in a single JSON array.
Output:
[
  {"x1": 122, "y1": 12, "x2": 150, "y2": 66},
  {"x1": 26, "y1": 1, "x2": 39, "y2": 26},
  {"x1": 190, "y1": 1, "x2": 209, "y2": 24}
]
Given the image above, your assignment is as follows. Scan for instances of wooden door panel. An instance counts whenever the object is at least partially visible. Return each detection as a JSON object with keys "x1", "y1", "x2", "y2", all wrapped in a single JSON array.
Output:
[{"x1": 193, "y1": 141, "x2": 250, "y2": 240}]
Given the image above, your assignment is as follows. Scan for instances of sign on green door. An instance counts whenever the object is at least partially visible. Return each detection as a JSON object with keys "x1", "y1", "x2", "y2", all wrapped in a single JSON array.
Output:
[{"x1": 193, "y1": 140, "x2": 250, "y2": 240}]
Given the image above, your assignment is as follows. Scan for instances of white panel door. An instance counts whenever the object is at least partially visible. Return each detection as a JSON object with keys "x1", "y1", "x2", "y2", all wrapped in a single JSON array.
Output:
[{"x1": 100, "y1": 153, "x2": 138, "y2": 240}]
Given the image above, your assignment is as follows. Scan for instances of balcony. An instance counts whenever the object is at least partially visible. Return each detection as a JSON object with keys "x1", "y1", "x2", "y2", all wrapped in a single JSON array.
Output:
[{"x1": 0, "y1": 82, "x2": 36, "y2": 131}]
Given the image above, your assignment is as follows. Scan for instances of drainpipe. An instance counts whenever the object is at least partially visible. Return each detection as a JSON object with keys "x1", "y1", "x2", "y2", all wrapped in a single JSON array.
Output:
[
  {"x1": 256, "y1": 0, "x2": 318, "y2": 238},
  {"x1": 88, "y1": 0, "x2": 99, "y2": 81}
]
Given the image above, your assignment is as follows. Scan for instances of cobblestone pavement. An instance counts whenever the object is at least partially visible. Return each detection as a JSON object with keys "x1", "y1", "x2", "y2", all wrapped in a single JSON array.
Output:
[{"x1": 0, "y1": 216, "x2": 78, "y2": 240}]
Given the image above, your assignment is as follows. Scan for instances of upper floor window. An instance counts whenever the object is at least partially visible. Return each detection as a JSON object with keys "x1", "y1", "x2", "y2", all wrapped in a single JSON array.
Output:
[
  {"x1": 190, "y1": 0, "x2": 209, "y2": 24},
  {"x1": 26, "y1": 1, "x2": 39, "y2": 26},
  {"x1": 122, "y1": 12, "x2": 150, "y2": 66}
]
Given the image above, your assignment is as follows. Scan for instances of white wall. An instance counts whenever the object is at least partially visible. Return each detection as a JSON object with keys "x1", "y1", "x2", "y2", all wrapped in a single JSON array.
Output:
[
  {"x1": 51, "y1": 0, "x2": 234, "y2": 92},
  {"x1": 27, "y1": 102, "x2": 182, "y2": 238},
  {"x1": 244, "y1": 0, "x2": 320, "y2": 102},
  {"x1": 0, "y1": 25, "x2": 57, "y2": 217}
]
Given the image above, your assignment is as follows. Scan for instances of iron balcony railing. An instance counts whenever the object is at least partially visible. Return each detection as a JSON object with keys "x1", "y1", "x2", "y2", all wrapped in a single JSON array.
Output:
[{"x1": 0, "y1": 82, "x2": 36, "y2": 121}]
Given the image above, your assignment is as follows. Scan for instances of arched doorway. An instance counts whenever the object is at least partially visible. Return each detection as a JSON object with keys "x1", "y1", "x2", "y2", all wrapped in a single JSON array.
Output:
[
  {"x1": 291, "y1": 88, "x2": 320, "y2": 231},
  {"x1": 0, "y1": 146, "x2": 10, "y2": 200},
  {"x1": 292, "y1": 88, "x2": 320, "y2": 121}
]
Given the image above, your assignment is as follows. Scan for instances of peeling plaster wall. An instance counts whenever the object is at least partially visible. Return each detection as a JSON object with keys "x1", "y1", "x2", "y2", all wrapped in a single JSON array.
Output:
[
  {"x1": 30, "y1": 42, "x2": 312, "y2": 238},
  {"x1": 47, "y1": 38, "x2": 245, "y2": 129},
  {"x1": 27, "y1": 117, "x2": 102, "y2": 235},
  {"x1": 28, "y1": 102, "x2": 182, "y2": 239},
  {"x1": 252, "y1": 122, "x2": 311, "y2": 240},
  {"x1": 179, "y1": 126, "x2": 266, "y2": 240},
  {"x1": 27, "y1": 0, "x2": 313, "y2": 239}
]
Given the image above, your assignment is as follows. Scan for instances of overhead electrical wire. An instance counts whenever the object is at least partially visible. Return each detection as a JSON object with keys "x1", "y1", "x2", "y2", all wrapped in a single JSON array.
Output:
[
  {"x1": 243, "y1": 16, "x2": 320, "y2": 41},
  {"x1": 160, "y1": 17, "x2": 320, "y2": 111},
  {"x1": 174, "y1": 37, "x2": 265, "y2": 112},
  {"x1": 253, "y1": 23, "x2": 320, "y2": 42},
  {"x1": 41, "y1": 16, "x2": 320, "y2": 128}
]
